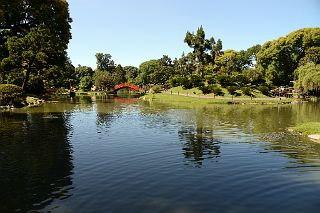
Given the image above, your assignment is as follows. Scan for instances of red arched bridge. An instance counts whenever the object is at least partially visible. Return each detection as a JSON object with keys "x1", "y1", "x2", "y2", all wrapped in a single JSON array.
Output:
[{"x1": 112, "y1": 83, "x2": 140, "y2": 93}]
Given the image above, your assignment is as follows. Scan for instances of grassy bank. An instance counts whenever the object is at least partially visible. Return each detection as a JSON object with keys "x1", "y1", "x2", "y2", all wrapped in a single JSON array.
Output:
[
  {"x1": 142, "y1": 93, "x2": 294, "y2": 105},
  {"x1": 76, "y1": 91, "x2": 109, "y2": 96},
  {"x1": 291, "y1": 122, "x2": 320, "y2": 135},
  {"x1": 166, "y1": 86, "x2": 270, "y2": 98}
]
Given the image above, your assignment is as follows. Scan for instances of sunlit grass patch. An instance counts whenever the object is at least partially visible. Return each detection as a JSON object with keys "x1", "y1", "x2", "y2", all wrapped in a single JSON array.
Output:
[{"x1": 291, "y1": 122, "x2": 320, "y2": 135}]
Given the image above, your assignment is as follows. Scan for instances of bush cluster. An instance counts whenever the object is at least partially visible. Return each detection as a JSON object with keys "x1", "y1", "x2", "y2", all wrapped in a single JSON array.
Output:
[{"x1": 0, "y1": 84, "x2": 24, "y2": 106}]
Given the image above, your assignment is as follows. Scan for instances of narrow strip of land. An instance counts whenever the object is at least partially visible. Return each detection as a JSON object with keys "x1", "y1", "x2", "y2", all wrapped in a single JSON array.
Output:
[{"x1": 162, "y1": 91, "x2": 289, "y2": 101}]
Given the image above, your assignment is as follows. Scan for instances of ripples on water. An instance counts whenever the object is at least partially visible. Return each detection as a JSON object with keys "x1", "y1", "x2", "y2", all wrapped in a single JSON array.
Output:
[{"x1": 0, "y1": 98, "x2": 320, "y2": 212}]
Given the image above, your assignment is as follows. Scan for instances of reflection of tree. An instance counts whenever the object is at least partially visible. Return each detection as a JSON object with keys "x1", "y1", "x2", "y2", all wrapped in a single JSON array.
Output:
[
  {"x1": 96, "y1": 112, "x2": 115, "y2": 129},
  {"x1": 146, "y1": 100, "x2": 320, "y2": 168},
  {"x1": 178, "y1": 111, "x2": 221, "y2": 167},
  {"x1": 95, "y1": 99, "x2": 117, "y2": 129},
  {"x1": 261, "y1": 132, "x2": 320, "y2": 168},
  {"x1": 0, "y1": 112, "x2": 73, "y2": 212},
  {"x1": 179, "y1": 127, "x2": 221, "y2": 166}
]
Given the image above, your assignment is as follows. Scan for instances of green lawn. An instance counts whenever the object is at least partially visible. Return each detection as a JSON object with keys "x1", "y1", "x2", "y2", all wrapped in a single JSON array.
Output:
[
  {"x1": 141, "y1": 93, "x2": 293, "y2": 105},
  {"x1": 166, "y1": 86, "x2": 270, "y2": 98}
]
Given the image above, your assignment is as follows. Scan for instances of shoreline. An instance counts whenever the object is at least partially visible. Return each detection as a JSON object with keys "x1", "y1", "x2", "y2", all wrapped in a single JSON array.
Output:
[{"x1": 142, "y1": 93, "x2": 297, "y2": 105}]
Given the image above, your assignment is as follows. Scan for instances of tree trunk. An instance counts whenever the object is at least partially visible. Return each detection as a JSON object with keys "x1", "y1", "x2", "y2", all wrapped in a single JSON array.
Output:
[{"x1": 22, "y1": 69, "x2": 31, "y2": 91}]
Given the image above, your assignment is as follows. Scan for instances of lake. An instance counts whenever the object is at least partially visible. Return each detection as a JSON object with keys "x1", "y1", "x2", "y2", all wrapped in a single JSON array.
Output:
[{"x1": 1, "y1": 96, "x2": 320, "y2": 212}]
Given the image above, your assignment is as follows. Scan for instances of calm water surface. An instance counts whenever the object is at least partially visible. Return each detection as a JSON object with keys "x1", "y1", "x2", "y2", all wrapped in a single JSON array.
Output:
[{"x1": 1, "y1": 96, "x2": 320, "y2": 212}]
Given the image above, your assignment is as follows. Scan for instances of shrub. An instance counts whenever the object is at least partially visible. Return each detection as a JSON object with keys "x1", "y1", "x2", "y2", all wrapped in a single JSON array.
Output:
[
  {"x1": 204, "y1": 75, "x2": 216, "y2": 84},
  {"x1": 189, "y1": 74, "x2": 204, "y2": 88},
  {"x1": 212, "y1": 86, "x2": 224, "y2": 96},
  {"x1": 216, "y1": 74, "x2": 232, "y2": 86},
  {"x1": 27, "y1": 76, "x2": 45, "y2": 94},
  {"x1": 150, "y1": 85, "x2": 162, "y2": 94},
  {"x1": 257, "y1": 85, "x2": 270, "y2": 96},
  {"x1": 180, "y1": 77, "x2": 192, "y2": 89},
  {"x1": 241, "y1": 86, "x2": 252, "y2": 96},
  {"x1": 227, "y1": 86, "x2": 238, "y2": 95},
  {"x1": 0, "y1": 84, "x2": 24, "y2": 106},
  {"x1": 168, "y1": 76, "x2": 180, "y2": 87},
  {"x1": 55, "y1": 87, "x2": 68, "y2": 96},
  {"x1": 199, "y1": 85, "x2": 212, "y2": 94}
]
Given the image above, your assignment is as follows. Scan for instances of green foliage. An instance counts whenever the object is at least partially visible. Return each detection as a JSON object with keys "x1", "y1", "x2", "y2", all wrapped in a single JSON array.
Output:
[
  {"x1": 257, "y1": 85, "x2": 270, "y2": 96},
  {"x1": 190, "y1": 74, "x2": 204, "y2": 88},
  {"x1": 0, "y1": 0, "x2": 72, "y2": 92},
  {"x1": 299, "y1": 47, "x2": 320, "y2": 66},
  {"x1": 242, "y1": 68, "x2": 264, "y2": 84},
  {"x1": 0, "y1": 84, "x2": 24, "y2": 106},
  {"x1": 55, "y1": 88, "x2": 68, "y2": 96},
  {"x1": 75, "y1": 65, "x2": 94, "y2": 84},
  {"x1": 168, "y1": 76, "x2": 181, "y2": 87},
  {"x1": 198, "y1": 85, "x2": 211, "y2": 94},
  {"x1": 150, "y1": 85, "x2": 163, "y2": 94},
  {"x1": 212, "y1": 86, "x2": 223, "y2": 96},
  {"x1": 180, "y1": 76, "x2": 192, "y2": 89},
  {"x1": 215, "y1": 50, "x2": 241, "y2": 73},
  {"x1": 94, "y1": 70, "x2": 115, "y2": 91},
  {"x1": 294, "y1": 63, "x2": 320, "y2": 96},
  {"x1": 227, "y1": 86, "x2": 238, "y2": 95},
  {"x1": 138, "y1": 59, "x2": 173, "y2": 85},
  {"x1": 124, "y1": 66, "x2": 139, "y2": 82},
  {"x1": 216, "y1": 74, "x2": 232, "y2": 86},
  {"x1": 204, "y1": 75, "x2": 216, "y2": 84},
  {"x1": 184, "y1": 26, "x2": 222, "y2": 76},
  {"x1": 241, "y1": 86, "x2": 252, "y2": 96},
  {"x1": 28, "y1": 76, "x2": 45, "y2": 95},
  {"x1": 95, "y1": 53, "x2": 115, "y2": 72},
  {"x1": 113, "y1": 65, "x2": 126, "y2": 85},
  {"x1": 79, "y1": 76, "x2": 93, "y2": 91},
  {"x1": 257, "y1": 28, "x2": 320, "y2": 86}
]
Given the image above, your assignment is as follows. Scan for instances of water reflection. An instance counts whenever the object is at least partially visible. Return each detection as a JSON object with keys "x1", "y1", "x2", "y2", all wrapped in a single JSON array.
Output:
[
  {"x1": 179, "y1": 126, "x2": 221, "y2": 166},
  {"x1": 143, "y1": 100, "x2": 320, "y2": 169},
  {"x1": 0, "y1": 112, "x2": 73, "y2": 212}
]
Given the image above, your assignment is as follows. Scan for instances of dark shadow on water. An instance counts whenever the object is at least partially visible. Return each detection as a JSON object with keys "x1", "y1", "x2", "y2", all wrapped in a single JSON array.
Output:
[{"x1": 0, "y1": 112, "x2": 74, "y2": 212}]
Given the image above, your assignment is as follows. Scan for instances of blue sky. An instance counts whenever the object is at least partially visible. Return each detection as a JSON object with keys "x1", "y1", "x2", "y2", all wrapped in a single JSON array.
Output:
[{"x1": 67, "y1": 0, "x2": 320, "y2": 68}]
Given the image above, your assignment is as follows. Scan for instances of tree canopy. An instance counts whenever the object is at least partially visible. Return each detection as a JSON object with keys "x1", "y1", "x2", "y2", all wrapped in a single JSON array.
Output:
[
  {"x1": 294, "y1": 63, "x2": 320, "y2": 95},
  {"x1": 0, "y1": 0, "x2": 73, "y2": 91},
  {"x1": 257, "y1": 28, "x2": 320, "y2": 86}
]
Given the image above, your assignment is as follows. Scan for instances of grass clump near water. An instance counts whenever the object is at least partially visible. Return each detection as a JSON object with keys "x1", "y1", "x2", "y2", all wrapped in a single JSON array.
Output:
[{"x1": 291, "y1": 122, "x2": 320, "y2": 135}]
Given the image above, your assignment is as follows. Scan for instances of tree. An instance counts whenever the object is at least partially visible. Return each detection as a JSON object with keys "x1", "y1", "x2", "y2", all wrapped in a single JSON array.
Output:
[
  {"x1": 184, "y1": 26, "x2": 222, "y2": 76},
  {"x1": 124, "y1": 66, "x2": 139, "y2": 83},
  {"x1": 94, "y1": 70, "x2": 115, "y2": 91},
  {"x1": 294, "y1": 63, "x2": 320, "y2": 96},
  {"x1": 215, "y1": 50, "x2": 242, "y2": 74},
  {"x1": 4, "y1": 27, "x2": 68, "y2": 91},
  {"x1": 299, "y1": 47, "x2": 320, "y2": 66},
  {"x1": 74, "y1": 65, "x2": 94, "y2": 85},
  {"x1": 257, "y1": 28, "x2": 320, "y2": 86},
  {"x1": 113, "y1": 65, "x2": 126, "y2": 85},
  {"x1": 0, "y1": 0, "x2": 72, "y2": 91},
  {"x1": 79, "y1": 76, "x2": 93, "y2": 91},
  {"x1": 95, "y1": 53, "x2": 115, "y2": 72}
]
